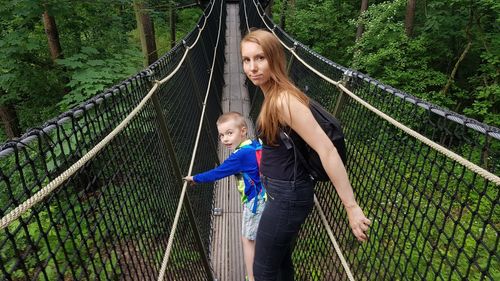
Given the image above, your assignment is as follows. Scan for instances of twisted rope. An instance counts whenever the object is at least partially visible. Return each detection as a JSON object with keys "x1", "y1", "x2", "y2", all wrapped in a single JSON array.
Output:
[
  {"x1": 249, "y1": 0, "x2": 499, "y2": 280},
  {"x1": 0, "y1": 0, "x2": 215, "y2": 232},
  {"x1": 157, "y1": 0, "x2": 224, "y2": 279},
  {"x1": 250, "y1": 0, "x2": 499, "y2": 185}
]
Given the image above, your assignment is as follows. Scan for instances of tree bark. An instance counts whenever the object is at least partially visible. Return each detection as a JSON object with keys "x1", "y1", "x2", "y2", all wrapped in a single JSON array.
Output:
[
  {"x1": 442, "y1": 8, "x2": 473, "y2": 95},
  {"x1": 280, "y1": 0, "x2": 288, "y2": 30},
  {"x1": 42, "y1": 7, "x2": 71, "y2": 95},
  {"x1": 265, "y1": 0, "x2": 274, "y2": 18},
  {"x1": 0, "y1": 104, "x2": 21, "y2": 139},
  {"x1": 404, "y1": 0, "x2": 416, "y2": 37},
  {"x1": 442, "y1": 41, "x2": 472, "y2": 95},
  {"x1": 356, "y1": 0, "x2": 369, "y2": 40},
  {"x1": 169, "y1": 1, "x2": 176, "y2": 48},
  {"x1": 134, "y1": 1, "x2": 158, "y2": 66},
  {"x1": 42, "y1": 9, "x2": 63, "y2": 61}
]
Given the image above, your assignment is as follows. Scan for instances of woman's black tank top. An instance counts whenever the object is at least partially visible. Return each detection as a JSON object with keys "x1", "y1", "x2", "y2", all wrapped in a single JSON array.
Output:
[{"x1": 260, "y1": 128, "x2": 309, "y2": 181}]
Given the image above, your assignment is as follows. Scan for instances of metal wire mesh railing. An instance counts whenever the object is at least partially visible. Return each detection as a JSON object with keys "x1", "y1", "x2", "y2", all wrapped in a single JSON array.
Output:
[
  {"x1": 0, "y1": 1, "x2": 226, "y2": 280},
  {"x1": 241, "y1": 0, "x2": 499, "y2": 280},
  {"x1": 2, "y1": 0, "x2": 499, "y2": 280}
]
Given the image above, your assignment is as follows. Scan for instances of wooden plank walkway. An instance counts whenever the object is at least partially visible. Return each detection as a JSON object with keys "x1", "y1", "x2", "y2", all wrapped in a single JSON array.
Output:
[{"x1": 210, "y1": 3, "x2": 253, "y2": 281}]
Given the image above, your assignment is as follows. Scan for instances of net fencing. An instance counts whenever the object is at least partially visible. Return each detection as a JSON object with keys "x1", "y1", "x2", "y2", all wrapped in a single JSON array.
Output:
[
  {"x1": 241, "y1": 0, "x2": 499, "y2": 280},
  {"x1": 1, "y1": 0, "x2": 498, "y2": 280},
  {"x1": 0, "y1": 1, "x2": 226, "y2": 280}
]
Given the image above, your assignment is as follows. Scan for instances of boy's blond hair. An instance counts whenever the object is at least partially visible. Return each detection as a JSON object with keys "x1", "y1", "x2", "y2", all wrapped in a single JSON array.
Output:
[{"x1": 216, "y1": 112, "x2": 247, "y2": 129}]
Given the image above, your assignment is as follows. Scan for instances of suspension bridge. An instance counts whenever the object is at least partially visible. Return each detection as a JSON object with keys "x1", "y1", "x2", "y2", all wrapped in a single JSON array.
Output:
[{"x1": 1, "y1": 0, "x2": 498, "y2": 280}]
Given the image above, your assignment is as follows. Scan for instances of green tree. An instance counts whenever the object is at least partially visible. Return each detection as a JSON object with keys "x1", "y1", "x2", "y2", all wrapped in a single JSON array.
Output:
[
  {"x1": 356, "y1": 0, "x2": 369, "y2": 40},
  {"x1": 352, "y1": 0, "x2": 499, "y2": 126},
  {"x1": 271, "y1": 0, "x2": 499, "y2": 127},
  {"x1": 351, "y1": 0, "x2": 449, "y2": 105},
  {"x1": 276, "y1": 0, "x2": 359, "y2": 66},
  {"x1": 0, "y1": 0, "x2": 65, "y2": 138},
  {"x1": 1, "y1": 0, "x2": 203, "y2": 142}
]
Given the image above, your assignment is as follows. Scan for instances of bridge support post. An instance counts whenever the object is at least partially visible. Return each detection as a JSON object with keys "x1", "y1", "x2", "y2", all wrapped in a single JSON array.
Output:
[
  {"x1": 186, "y1": 53, "x2": 222, "y2": 161},
  {"x1": 150, "y1": 85, "x2": 215, "y2": 281},
  {"x1": 332, "y1": 90, "x2": 346, "y2": 118},
  {"x1": 286, "y1": 43, "x2": 296, "y2": 75},
  {"x1": 199, "y1": 30, "x2": 225, "y2": 104},
  {"x1": 169, "y1": 1, "x2": 176, "y2": 48},
  {"x1": 332, "y1": 71, "x2": 353, "y2": 118}
]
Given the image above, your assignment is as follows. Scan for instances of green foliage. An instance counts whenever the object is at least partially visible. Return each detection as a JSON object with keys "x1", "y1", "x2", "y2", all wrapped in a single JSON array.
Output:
[
  {"x1": 0, "y1": 0, "x2": 138, "y2": 136},
  {"x1": 351, "y1": 0, "x2": 499, "y2": 126},
  {"x1": 57, "y1": 46, "x2": 142, "y2": 111},
  {"x1": 345, "y1": 127, "x2": 499, "y2": 280},
  {"x1": 169, "y1": 249, "x2": 201, "y2": 270},
  {"x1": 51, "y1": 0, "x2": 136, "y2": 55},
  {"x1": 0, "y1": 1, "x2": 66, "y2": 130},
  {"x1": 0, "y1": 0, "x2": 203, "y2": 141},
  {"x1": 350, "y1": 1, "x2": 450, "y2": 106},
  {"x1": 464, "y1": 84, "x2": 500, "y2": 127},
  {"x1": 176, "y1": 7, "x2": 204, "y2": 38},
  {"x1": 0, "y1": 195, "x2": 120, "y2": 279},
  {"x1": 0, "y1": 2, "x2": 206, "y2": 279},
  {"x1": 277, "y1": 0, "x2": 359, "y2": 66},
  {"x1": 275, "y1": 0, "x2": 499, "y2": 127},
  {"x1": 141, "y1": 7, "x2": 203, "y2": 55},
  {"x1": 268, "y1": 2, "x2": 499, "y2": 279}
]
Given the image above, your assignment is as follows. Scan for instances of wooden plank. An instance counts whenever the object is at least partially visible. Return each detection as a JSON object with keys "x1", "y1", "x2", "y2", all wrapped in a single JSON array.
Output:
[{"x1": 210, "y1": 3, "x2": 250, "y2": 280}]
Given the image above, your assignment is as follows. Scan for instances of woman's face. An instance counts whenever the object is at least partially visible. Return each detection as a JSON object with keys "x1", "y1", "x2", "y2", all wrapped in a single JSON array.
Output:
[{"x1": 241, "y1": 41, "x2": 271, "y2": 88}]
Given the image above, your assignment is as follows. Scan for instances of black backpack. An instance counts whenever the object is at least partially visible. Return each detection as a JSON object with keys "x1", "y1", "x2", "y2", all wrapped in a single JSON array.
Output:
[{"x1": 280, "y1": 99, "x2": 347, "y2": 181}]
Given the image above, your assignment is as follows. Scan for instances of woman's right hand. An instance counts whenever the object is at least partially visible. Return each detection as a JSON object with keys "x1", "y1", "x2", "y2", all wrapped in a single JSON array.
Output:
[{"x1": 345, "y1": 204, "x2": 371, "y2": 242}]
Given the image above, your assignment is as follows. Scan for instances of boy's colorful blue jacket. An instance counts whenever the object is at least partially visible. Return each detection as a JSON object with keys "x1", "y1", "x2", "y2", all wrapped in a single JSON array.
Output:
[{"x1": 193, "y1": 139, "x2": 266, "y2": 206}]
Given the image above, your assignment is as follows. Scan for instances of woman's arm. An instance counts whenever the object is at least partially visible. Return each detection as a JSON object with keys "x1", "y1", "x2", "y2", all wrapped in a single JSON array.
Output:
[{"x1": 279, "y1": 93, "x2": 371, "y2": 241}]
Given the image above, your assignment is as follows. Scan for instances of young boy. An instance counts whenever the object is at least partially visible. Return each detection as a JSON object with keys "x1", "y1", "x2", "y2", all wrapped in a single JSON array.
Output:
[{"x1": 183, "y1": 111, "x2": 266, "y2": 281}]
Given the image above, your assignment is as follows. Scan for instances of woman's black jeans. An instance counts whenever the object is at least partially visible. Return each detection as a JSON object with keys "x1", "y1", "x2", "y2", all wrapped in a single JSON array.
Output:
[{"x1": 253, "y1": 176, "x2": 315, "y2": 281}]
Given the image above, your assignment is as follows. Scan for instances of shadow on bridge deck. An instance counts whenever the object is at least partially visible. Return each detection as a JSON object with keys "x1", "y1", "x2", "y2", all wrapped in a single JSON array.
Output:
[{"x1": 210, "y1": 3, "x2": 253, "y2": 281}]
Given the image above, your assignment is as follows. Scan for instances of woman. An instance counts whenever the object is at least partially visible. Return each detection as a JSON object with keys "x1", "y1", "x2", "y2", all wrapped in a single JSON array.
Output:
[{"x1": 240, "y1": 29, "x2": 371, "y2": 280}]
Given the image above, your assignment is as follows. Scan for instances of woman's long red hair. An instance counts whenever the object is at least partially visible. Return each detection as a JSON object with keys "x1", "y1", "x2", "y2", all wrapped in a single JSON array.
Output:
[{"x1": 241, "y1": 29, "x2": 309, "y2": 145}]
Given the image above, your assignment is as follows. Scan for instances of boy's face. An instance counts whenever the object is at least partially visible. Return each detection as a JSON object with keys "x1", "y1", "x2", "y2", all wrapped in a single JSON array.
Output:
[{"x1": 217, "y1": 120, "x2": 247, "y2": 150}]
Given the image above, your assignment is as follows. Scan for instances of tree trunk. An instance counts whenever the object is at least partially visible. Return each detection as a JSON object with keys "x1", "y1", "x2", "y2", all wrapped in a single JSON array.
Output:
[
  {"x1": 442, "y1": 8, "x2": 473, "y2": 95},
  {"x1": 265, "y1": 0, "x2": 274, "y2": 17},
  {"x1": 42, "y1": 7, "x2": 70, "y2": 95},
  {"x1": 0, "y1": 104, "x2": 21, "y2": 139},
  {"x1": 356, "y1": 0, "x2": 369, "y2": 40},
  {"x1": 404, "y1": 0, "x2": 416, "y2": 37},
  {"x1": 280, "y1": 0, "x2": 288, "y2": 30},
  {"x1": 170, "y1": 1, "x2": 176, "y2": 48},
  {"x1": 442, "y1": 41, "x2": 472, "y2": 95},
  {"x1": 134, "y1": 1, "x2": 158, "y2": 66},
  {"x1": 42, "y1": 9, "x2": 63, "y2": 61}
]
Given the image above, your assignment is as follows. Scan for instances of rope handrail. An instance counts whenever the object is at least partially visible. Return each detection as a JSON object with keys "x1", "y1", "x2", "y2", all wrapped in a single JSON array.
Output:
[
  {"x1": 244, "y1": 2, "x2": 498, "y2": 280},
  {"x1": 1, "y1": 2, "x2": 497, "y2": 280},
  {"x1": 0, "y1": 75, "x2": 149, "y2": 158},
  {"x1": 313, "y1": 195, "x2": 356, "y2": 281},
  {"x1": 245, "y1": 0, "x2": 499, "y2": 280},
  {"x1": 242, "y1": 0, "x2": 250, "y2": 33},
  {"x1": 249, "y1": 0, "x2": 499, "y2": 185},
  {"x1": 268, "y1": 22, "x2": 500, "y2": 141},
  {"x1": 156, "y1": 0, "x2": 224, "y2": 279},
  {"x1": 244, "y1": 2, "x2": 358, "y2": 280},
  {"x1": 0, "y1": 0, "x2": 217, "y2": 231}
]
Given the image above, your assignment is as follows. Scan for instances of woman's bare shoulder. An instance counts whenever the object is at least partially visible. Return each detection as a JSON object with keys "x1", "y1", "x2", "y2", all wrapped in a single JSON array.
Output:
[{"x1": 277, "y1": 91, "x2": 309, "y2": 125}]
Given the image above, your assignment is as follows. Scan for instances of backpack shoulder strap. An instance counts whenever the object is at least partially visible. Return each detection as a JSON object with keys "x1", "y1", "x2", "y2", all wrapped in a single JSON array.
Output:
[{"x1": 279, "y1": 130, "x2": 312, "y2": 180}]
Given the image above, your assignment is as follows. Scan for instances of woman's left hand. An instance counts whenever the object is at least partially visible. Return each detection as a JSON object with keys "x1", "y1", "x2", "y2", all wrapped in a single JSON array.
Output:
[{"x1": 346, "y1": 204, "x2": 371, "y2": 242}]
